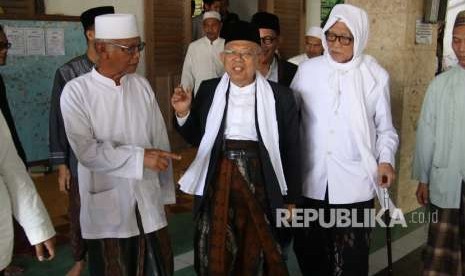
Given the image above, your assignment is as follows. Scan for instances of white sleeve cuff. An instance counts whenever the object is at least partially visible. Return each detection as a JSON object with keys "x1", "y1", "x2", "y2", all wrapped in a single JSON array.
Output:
[
  {"x1": 134, "y1": 146, "x2": 145, "y2": 181},
  {"x1": 24, "y1": 221, "x2": 56, "y2": 246},
  {"x1": 176, "y1": 111, "x2": 190, "y2": 126},
  {"x1": 379, "y1": 150, "x2": 396, "y2": 168}
]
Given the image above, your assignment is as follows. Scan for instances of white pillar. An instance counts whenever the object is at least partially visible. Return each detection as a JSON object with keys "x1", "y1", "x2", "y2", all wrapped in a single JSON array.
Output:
[{"x1": 306, "y1": 0, "x2": 321, "y2": 29}]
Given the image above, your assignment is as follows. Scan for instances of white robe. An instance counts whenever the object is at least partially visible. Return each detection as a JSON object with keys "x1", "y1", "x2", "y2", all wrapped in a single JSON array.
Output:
[
  {"x1": 287, "y1": 53, "x2": 309, "y2": 66},
  {"x1": 291, "y1": 4, "x2": 399, "y2": 206},
  {"x1": 0, "y1": 113, "x2": 55, "y2": 270},
  {"x1": 61, "y1": 68, "x2": 175, "y2": 239},
  {"x1": 181, "y1": 36, "x2": 225, "y2": 96},
  {"x1": 291, "y1": 56, "x2": 398, "y2": 204}
]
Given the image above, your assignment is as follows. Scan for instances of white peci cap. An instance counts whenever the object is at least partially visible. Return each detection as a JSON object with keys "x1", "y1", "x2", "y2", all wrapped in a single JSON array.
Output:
[
  {"x1": 305, "y1": 26, "x2": 323, "y2": 39},
  {"x1": 203, "y1": 11, "x2": 221, "y2": 21},
  {"x1": 95, "y1": 13, "x2": 139, "y2": 39}
]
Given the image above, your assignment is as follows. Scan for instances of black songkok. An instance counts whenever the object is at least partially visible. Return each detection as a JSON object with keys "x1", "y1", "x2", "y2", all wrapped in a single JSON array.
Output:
[
  {"x1": 251, "y1": 12, "x2": 280, "y2": 35},
  {"x1": 80, "y1": 6, "x2": 115, "y2": 31},
  {"x1": 223, "y1": 20, "x2": 261, "y2": 45}
]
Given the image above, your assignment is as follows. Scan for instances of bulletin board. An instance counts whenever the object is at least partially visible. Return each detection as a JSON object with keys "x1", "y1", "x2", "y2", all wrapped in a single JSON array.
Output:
[{"x1": 0, "y1": 19, "x2": 86, "y2": 163}]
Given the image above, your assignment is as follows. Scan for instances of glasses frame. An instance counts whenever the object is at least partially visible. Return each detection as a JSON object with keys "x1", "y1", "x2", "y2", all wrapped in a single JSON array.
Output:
[
  {"x1": 223, "y1": 49, "x2": 257, "y2": 60},
  {"x1": 324, "y1": 31, "x2": 353, "y2": 46},
  {"x1": 106, "y1": 41, "x2": 146, "y2": 54},
  {"x1": 260, "y1": 36, "x2": 277, "y2": 46}
]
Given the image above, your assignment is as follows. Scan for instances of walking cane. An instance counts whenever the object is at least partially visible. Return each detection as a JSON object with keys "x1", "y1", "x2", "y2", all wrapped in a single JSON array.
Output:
[{"x1": 383, "y1": 183, "x2": 393, "y2": 276}]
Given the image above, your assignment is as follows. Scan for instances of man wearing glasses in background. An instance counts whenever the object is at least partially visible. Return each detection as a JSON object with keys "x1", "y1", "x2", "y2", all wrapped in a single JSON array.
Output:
[
  {"x1": 60, "y1": 14, "x2": 179, "y2": 275},
  {"x1": 251, "y1": 12, "x2": 297, "y2": 87},
  {"x1": 48, "y1": 6, "x2": 114, "y2": 276}
]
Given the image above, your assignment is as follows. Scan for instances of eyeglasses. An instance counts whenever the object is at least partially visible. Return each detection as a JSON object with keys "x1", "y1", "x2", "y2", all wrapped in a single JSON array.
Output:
[
  {"x1": 106, "y1": 41, "x2": 146, "y2": 54},
  {"x1": 223, "y1": 49, "x2": 256, "y2": 60},
  {"x1": 260, "y1": 36, "x2": 277, "y2": 46},
  {"x1": 325, "y1": 31, "x2": 353, "y2": 46},
  {"x1": 0, "y1": 41, "x2": 12, "y2": 50}
]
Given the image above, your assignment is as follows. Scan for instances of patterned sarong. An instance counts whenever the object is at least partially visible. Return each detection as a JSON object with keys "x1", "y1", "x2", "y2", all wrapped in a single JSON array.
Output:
[
  {"x1": 195, "y1": 140, "x2": 288, "y2": 276},
  {"x1": 86, "y1": 209, "x2": 173, "y2": 276},
  {"x1": 422, "y1": 182, "x2": 465, "y2": 275}
]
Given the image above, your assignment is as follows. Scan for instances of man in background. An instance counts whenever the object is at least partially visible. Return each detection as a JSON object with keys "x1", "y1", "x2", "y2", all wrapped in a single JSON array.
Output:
[
  {"x1": 182, "y1": 11, "x2": 224, "y2": 96},
  {"x1": 251, "y1": 11, "x2": 297, "y2": 87},
  {"x1": 192, "y1": 0, "x2": 222, "y2": 41},
  {"x1": 288, "y1": 26, "x2": 323, "y2": 65}
]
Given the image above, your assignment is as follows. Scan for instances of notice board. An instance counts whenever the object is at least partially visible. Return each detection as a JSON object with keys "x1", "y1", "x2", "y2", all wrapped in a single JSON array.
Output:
[{"x1": 0, "y1": 19, "x2": 86, "y2": 162}]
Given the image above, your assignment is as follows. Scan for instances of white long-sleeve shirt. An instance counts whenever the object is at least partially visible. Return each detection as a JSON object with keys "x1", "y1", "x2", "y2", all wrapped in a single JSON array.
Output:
[
  {"x1": 181, "y1": 36, "x2": 225, "y2": 96},
  {"x1": 291, "y1": 56, "x2": 398, "y2": 204},
  {"x1": 224, "y1": 81, "x2": 258, "y2": 141},
  {"x1": 61, "y1": 68, "x2": 175, "y2": 239},
  {"x1": 176, "y1": 81, "x2": 258, "y2": 142},
  {"x1": 0, "y1": 113, "x2": 55, "y2": 270}
]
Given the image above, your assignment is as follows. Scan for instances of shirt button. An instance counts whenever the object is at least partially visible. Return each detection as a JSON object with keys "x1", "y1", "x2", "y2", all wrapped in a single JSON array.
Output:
[
  {"x1": 329, "y1": 129, "x2": 334, "y2": 134},
  {"x1": 334, "y1": 111, "x2": 338, "y2": 115},
  {"x1": 327, "y1": 151, "x2": 332, "y2": 155}
]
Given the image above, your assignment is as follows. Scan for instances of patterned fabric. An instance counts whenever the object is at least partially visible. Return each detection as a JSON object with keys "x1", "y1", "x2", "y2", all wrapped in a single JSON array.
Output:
[
  {"x1": 86, "y1": 209, "x2": 173, "y2": 276},
  {"x1": 69, "y1": 177, "x2": 86, "y2": 261},
  {"x1": 422, "y1": 182, "x2": 465, "y2": 275},
  {"x1": 293, "y1": 196, "x2": 373, "y2": 276},
  {"x1": 195, "y1": 141, "x2": 288, "y2": 276}
]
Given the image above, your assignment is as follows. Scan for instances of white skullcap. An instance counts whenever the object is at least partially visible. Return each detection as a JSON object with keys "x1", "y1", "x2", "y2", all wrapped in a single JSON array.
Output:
[
  {"x1": 95, "y1": 14, "x2": 139, "y2": 39},
  {"x1": 305, "y1": 26, "x2": 323, "y2": 39},
  {"x1": 203, "y1": 11, "x2": 221, "y2": 21}
]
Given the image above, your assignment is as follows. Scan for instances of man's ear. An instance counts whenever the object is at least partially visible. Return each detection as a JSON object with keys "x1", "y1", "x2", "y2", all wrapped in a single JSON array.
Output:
[{"x1": 86, "y1": 29, "x2": 95, "y2": 41}]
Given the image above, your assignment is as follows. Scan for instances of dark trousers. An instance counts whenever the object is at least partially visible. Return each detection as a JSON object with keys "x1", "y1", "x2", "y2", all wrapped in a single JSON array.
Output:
[
  {"x1": 69, "y1": 177, "x2": 86, "y2": 261},
  {"x1": 293, "y1": 191, "x2": 374, "y2": 276}
]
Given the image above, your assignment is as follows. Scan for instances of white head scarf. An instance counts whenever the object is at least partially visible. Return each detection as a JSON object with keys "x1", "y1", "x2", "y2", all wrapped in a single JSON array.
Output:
[
  {"x1": 322, "y1": 3, "x2": 369, "y2": 71},
  {"x1": 322, "y1": 4, "x2": 397, "y2": 213}
]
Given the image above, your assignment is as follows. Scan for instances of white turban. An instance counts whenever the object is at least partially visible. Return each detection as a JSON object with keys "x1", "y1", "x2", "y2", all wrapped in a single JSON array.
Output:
[
  {"x1": 95, "y1": 14, "x2": 139, "y2": 39},
  {"x1": 305, "y1": 26, "x2": 323, "y2": 40}
]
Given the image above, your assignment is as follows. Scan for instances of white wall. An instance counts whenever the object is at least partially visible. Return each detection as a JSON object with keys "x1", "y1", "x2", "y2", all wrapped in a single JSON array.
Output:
[
  {"x1": 44, "y1": 0, "x2": 146, "y2": 74},
  {"x1": 306, "y1": 0, "x2": 321, "y2": 29},
  {"x1": 229, "y1": 0, "x2": 258, "y2": 21}
]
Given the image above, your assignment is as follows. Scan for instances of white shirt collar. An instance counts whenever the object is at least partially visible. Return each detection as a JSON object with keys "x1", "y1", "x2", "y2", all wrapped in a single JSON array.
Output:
[
  {"x1": 265, "y1": 56, "x2": 279, "y2": 82},
  {"x1": 91, "y1": 68, "x2": 128, "y2": 87},
  {"x1": 203, "y1": 36, "x2": 222, "y2": 45},
  {"x1": 230, "y1": 80, "x2": 256, "y2": 95}
]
